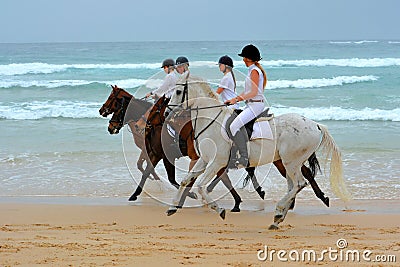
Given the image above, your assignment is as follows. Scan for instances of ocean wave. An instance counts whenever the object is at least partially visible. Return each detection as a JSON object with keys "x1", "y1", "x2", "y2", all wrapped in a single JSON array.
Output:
[
  {"x1": 330, "y1": 40, "x2": 379, "y2": 44},
  {"x1": 1, "y1": 57, "x2": 400, "y2": 76},
  {"x1": 1, "y1": 101, "x2": 399, "y2": 121},
  {"x1": 262, "y1": 58, "x2": 400, "y2": 68},
  {"x1": 0, "y1": 100, "x2": 104, "y2": 120},
  {"x1": 0, "y1": 78, "x2": 162, "y2": 89},
  {"x1": 266, "y1": 75, "x2": 378, "y2": 89},
  {"x1": 0, "y1": 75, "x2": 376, "y2": 90},
  {"x1": 272, "y1": 106, "x2": 400, "y2": 121},
  {"x1": 0, "y1": 62, "x2": 160, "y2": 76}
]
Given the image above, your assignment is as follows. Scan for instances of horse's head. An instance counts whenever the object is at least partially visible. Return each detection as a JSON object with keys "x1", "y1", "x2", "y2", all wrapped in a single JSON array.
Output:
[
  {"x1": 99, "y1": 85, "x2": 132, "y2": 117},
  {"x1": 169, "y1": 73, "x2": 216, "y2": 110},
  {"x1": 108, "y1": 107, "x2": 124, "y2": 134},
  {"x1": 135, "y1": 96, "x2": 169, "y2": 134}
]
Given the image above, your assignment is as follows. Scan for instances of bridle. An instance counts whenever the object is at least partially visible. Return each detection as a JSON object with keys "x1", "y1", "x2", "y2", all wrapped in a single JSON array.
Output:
[
  {"x1": 167, "y1": 80, "x2": 226, "y2": 145},
  {"x1": 108, "y1": 95, "x2": 129, "y2": 130}
]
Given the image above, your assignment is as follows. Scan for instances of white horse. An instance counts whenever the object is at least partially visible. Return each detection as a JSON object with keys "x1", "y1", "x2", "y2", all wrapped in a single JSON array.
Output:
[{"x1": 166, "y1": 73, "x2": 351, "y2": 229}]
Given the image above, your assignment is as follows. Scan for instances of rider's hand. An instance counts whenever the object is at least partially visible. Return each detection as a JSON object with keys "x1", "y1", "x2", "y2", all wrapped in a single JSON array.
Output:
[
  {"x1": 225, "y1": 97, "x2": 238, "y2": 105},
  {"x1": 145, "y1": 92, "x2": 152, "y2": 98}
]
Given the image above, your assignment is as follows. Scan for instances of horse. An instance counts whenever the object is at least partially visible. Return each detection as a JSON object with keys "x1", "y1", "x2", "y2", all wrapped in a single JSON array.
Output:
[
  {"x1": 100, "y1": 85, "x2": 159, "y2": 179},
  {"x1": 135, "y1": 96, "x2": 265, "y2": 212},
  {"x1": 101, "y1": 86, "x2": 197, "y2": 201},
  {"x1": 166, "y1": 73, "x2": 351, "y2": 229},
  {"x1": 139, "y1": 96, "x2": 329, "y2": 212}
]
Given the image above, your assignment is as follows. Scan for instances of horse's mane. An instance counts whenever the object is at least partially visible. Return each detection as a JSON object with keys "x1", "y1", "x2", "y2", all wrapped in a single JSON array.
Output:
[{"x1": 187, "y1": 76, "x2": 219, "y2": 101}]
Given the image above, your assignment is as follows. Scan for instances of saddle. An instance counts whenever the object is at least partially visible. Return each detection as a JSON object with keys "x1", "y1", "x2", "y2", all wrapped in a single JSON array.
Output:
[{"x1": 225, "y1": 108, "x2": 273, "y2": 140}]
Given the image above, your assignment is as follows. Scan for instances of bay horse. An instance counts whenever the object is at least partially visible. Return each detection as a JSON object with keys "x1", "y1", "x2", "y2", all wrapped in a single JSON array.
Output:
[
  {"x1": 100, "y1": 85, "x2": 161, "y2": 180},
  {"x1": 166, "y1": 74, "x2": 351, "y2": 229},
  {"x1": 101, "y1": 85, "x2": 197, "y2": 201}
]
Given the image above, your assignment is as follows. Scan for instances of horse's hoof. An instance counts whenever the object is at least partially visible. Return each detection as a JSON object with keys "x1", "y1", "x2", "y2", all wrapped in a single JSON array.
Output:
[
  {"x1": 188, "y1": 192, "x2": 198, "y2": 200},
  {"x1": 219, "y1": 209, "x2": 226, "y2": 220},
  {"x1": 128, "y1": 195, "x2": 137, "y2": 201},
  {"x1": 231, "y1": 207, "x2": 240, "y2": 213},
  {"x1": 324, "y1": 197, "x2": 330, "y2": 207},
  {"x1": 166, "y1": 208, "x2": 177, "y2": 216},
  {"x1": 268, "y1": 224, "x2": 279, "y2": 230}
]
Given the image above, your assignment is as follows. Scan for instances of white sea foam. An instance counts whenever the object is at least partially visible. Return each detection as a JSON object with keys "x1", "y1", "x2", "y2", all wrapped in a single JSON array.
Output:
[
  {"x1": 0, "y1": 76, "x2": 377, "y2": 89},
  {"x1": 272, "y1": 106, "x2": 400, "y2": 122},
  {"x1": 266, "y1": 75, "x2": 378, "y2": 89},
  {"x1": 0, "y1": 78, "x2": 161, "y2": 89},
  {"x1": 0, "y1": 62, "x2": 160, "y2": 76},
  {"x1": 260, "y1": 58, "x2": 400, "y2": 68},
  {"x1": 330, "y1": 40, "x2": 379, "y2": 44},
  {"x1": 0, "y1": 100, "x2": 103, "y2": 120},
  {"x1": 1, "y1": 58, "x2": 400, "y2": 76},
  {"x1": 1, "y1": 101, "x2": 399, "y2": 121}
]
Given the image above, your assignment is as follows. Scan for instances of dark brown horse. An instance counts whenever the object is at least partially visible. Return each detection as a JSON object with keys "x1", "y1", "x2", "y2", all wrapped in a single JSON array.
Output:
[
  {"x1": 100, "y1": 85, "x2": 161, "y2": 180},
  {"x1": 101, "y1": 85, "x2": 198, "y2": 201}
]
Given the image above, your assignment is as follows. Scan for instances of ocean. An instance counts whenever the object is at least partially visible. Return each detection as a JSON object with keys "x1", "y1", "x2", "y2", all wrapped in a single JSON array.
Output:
[{"x1": 0, "y1": 40, "x2": 399, "y2": 208}]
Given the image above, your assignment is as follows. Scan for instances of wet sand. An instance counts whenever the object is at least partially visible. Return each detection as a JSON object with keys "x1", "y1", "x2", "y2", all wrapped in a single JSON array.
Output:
[{"x1": 0, "y1": 199, "x2": 399, "y2": 266}]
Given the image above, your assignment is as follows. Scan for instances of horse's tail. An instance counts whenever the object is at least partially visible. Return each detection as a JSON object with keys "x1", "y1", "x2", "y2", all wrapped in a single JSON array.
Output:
[{"x1": 317, "y1": 124, "x2": 352, "y2": 202}]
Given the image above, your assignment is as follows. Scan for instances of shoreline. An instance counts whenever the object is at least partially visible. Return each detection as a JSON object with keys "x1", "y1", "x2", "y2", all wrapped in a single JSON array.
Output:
[
  {"x1": 0, "y1": 196, "x2": 399, "y2": 214},
  {"x1": 1, "y1": 201, "x2": 399, "y2": 266}
]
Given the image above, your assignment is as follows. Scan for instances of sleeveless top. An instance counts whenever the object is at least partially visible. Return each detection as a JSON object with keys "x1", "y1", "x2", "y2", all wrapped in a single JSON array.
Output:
[{"x1": 244, "y1": 64, "x2": 264, "y2": 101}]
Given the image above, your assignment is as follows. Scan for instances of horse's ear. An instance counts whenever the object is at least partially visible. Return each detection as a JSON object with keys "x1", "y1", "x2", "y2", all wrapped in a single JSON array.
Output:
[{"x1": 111, "y1": 84, "x2": 116, "y2": 90}]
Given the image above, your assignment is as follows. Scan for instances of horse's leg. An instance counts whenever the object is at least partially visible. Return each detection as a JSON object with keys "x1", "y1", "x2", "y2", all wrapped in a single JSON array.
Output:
[
  {"x1": 206, "y1": 176, "x2": 221, "y2": 193},
  {"x1": 216, "y1": 168, "x2": 242, "y2": 212},
  {"x1": 196, "y1": 161, "x2": 228, "y2": 219},
  {"x1": 301, "y1": 165, "x2": 329, "y2": 207},
  {"x1": 245, "y1": 167, "x2": 265, "y2": 200},
  {"x1": 273, "y1": 160, "x2": 296, "y2": 210},
  {"x1": 269, "y1": 164, "x2": 307, "y2": 230},
  {"x1": 128, "y1": 153, "x2": 161, "y2": 201},
  {"x1": 162, "y1": 156, "x2": 197, "y2": 200},
  {"x1": 274, "y1": 160, "x2": 329, "y2": 208},
  {"x1": 167, "y1": 158, "x2": 207, "y2": 216},
  {"x1": 137, "y1": 151, "x2": 160, "y2": 181}
]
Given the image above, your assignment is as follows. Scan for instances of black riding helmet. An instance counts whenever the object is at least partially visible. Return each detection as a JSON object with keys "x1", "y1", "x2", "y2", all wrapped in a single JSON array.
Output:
[
  {"x1": 161, "y1": 58, "x2": 175, "y2": 68},
  {"x1": 175, "y1": 56, "x2": 189, "y2": 66},
  {"x1": 218, "y1": 55, "x2": 234, "y2": 68},
  {"x1": 238, "y1": 44, "x2": 262, "y2": 61}
]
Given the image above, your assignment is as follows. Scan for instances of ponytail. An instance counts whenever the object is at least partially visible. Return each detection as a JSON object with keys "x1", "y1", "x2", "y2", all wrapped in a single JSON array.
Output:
[
  {"x1": 230, "y1": 67, "x2": 237, "y2": 92},
  {"x1": 255, "y1": 62, "x2": 267, "y2": 89}
]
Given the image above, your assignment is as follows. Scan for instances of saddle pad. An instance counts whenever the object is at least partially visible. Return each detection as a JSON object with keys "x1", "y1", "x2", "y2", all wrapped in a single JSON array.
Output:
[
  {"x1": 251, "y1": 119, "x2": 273, "y2": 140},
  {"x1": 221, "y1": 114, "x2": 274, "y2": 141}
]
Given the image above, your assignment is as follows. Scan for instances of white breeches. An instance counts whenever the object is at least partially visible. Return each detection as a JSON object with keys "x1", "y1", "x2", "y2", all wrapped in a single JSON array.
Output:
[{"x1": 229, "y1": 102, "x2": 264, "y2": 136}]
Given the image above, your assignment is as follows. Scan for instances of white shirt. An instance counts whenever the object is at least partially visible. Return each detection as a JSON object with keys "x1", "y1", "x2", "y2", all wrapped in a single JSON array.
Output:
[
  {"x1": 218, "y1": 72, "x2": 239, "y2": 109},
  {"x1": 244, "y1": 64, "x2": 264, "y2": 101},
  {"x1": 152, "y1": 71, "x2": 178, "y2": 98}
]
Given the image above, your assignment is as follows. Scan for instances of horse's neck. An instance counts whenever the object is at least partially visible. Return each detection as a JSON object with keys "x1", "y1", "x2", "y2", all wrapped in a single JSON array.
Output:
[{"x1": 125, "y1": 99, "x2": 151, "y2": 122}]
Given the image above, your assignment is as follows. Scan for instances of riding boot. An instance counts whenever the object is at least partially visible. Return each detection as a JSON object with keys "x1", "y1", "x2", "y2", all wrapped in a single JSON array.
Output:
[{"x1": 231, "y1": 127, "x2": 249, "y2": 168}]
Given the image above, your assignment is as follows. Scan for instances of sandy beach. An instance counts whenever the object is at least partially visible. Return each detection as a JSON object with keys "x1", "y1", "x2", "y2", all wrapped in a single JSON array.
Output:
[{"x1": 0, "y1": 199, "x2": 399, "y2": 266}]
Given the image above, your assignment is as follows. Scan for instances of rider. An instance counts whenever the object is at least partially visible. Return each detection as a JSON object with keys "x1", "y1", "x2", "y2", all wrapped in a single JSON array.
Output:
[
  {"x1": 224, "y1": 44, "x2": 267, "y2": 168},
  {"x1": 216, "y1": 55, "x2": 239, "y2": 109},
  {"x1": 146, "y1": 58, "x2": 177, "y2": 99},
  {"x1": 175, "y1": 56, "x2": 190, "y2": 75}
]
